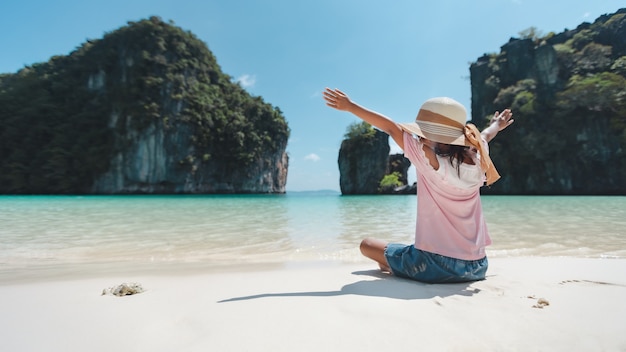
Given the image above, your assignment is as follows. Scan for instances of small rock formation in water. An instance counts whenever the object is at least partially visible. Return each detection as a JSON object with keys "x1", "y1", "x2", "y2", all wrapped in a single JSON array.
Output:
[
  {"x1": 338, "y1": 128, "x2": 390, "y2": 194},
  {"x1": 338, "y1": 119, "x2": 415, "y2": 195}
]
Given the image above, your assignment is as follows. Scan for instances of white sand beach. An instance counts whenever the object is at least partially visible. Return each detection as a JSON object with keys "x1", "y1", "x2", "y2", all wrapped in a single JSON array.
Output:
[{"x1": 1, "y1": 257, "x2": 625, "y2": 352}]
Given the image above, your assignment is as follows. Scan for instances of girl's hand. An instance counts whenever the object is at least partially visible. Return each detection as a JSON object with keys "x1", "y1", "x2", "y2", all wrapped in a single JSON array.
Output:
[
  {"x1": 490, "y1": 109, "x2": 514, "y2": 131},
  {"x1": 323, "y1": 88, "x2": 353, "y2": 112}
]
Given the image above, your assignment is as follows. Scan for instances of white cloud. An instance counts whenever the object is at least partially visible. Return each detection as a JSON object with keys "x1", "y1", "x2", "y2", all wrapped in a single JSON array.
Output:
[
  {"x1": 304, "y1": 153, "x2": 321, "y2": 162},
  {"x1": 583, "y1": 12, "x2": 591, "y2": 18},
  {"x1": 236, "y1": 74, "x2": 256, "y2": 88}
]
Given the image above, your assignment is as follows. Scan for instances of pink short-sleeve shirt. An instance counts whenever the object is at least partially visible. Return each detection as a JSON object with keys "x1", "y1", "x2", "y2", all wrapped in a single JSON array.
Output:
[{"x1": 402, "y1": 132, "x2": 492, "y2": 260}]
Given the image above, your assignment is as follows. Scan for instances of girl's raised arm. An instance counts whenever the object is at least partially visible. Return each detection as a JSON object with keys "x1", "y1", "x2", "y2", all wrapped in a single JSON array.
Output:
[{"x1": 323, "y1": 88, "x2": 404, "y2": 149}]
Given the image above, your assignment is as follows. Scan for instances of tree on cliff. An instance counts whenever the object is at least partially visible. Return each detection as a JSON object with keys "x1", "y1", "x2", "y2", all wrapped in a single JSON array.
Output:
[{"x1": 0, "y1": 16, "x2": 290, "y2": 194}]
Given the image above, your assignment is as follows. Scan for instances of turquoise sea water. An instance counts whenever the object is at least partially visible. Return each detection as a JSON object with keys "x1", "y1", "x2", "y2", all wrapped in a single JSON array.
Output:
[{"x1": 1, "y1": 194, "x2": 625, "y2": 280}]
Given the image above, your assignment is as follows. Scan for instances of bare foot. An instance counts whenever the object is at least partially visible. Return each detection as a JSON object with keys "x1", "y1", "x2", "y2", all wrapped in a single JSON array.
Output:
[{"x1": 379, "y1": 263, "x2": 391, "y2": 273}]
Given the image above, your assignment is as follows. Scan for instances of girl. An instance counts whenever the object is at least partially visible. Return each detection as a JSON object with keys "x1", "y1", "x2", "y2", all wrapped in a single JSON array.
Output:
[{"x1": 323, "y1": 88, "x2": 514, "y2": 283}]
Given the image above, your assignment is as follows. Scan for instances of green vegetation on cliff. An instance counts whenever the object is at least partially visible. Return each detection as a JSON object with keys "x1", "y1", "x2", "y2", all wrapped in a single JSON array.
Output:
[
  {"x1": 0, "y1": 16, "x2": 289, "y2": 194},
  {"x1": 378, "y1": 172, "x2": 403, "y2": 192},
  {"x1": 343, "y1": 121, "x2": 377, "y2": 143}
]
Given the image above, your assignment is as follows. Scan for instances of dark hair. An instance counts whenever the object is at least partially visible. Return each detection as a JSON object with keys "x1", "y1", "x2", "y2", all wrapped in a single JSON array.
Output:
[{"x1": 434, "y1": 143, "x2": 471, "y2": 176}]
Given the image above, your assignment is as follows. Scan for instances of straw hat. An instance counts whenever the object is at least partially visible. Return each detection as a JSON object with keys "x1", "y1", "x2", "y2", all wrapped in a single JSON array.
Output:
[
  {"x1": 399, "y1": 97, "x2": 470, "y2": 146},
  {"x1": 399, "y1": 96, "x2": 501, "y2": 185}
]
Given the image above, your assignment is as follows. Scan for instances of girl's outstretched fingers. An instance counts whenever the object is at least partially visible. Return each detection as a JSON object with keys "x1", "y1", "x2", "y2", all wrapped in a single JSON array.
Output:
[{"x1": 323, "y1": 87, "x2": 351, "y2": 111}]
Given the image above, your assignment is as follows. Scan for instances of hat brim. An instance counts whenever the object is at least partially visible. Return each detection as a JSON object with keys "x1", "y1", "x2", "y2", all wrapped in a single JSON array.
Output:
[{"x1": 399, "y1": 122, "x2": 470, "y2": 147}]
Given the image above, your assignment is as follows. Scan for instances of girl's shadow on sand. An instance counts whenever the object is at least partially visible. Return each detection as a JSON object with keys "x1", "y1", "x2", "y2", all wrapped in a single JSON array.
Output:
[{"x1": 218, "y1": 269, "x2": 481, "y2": 303}]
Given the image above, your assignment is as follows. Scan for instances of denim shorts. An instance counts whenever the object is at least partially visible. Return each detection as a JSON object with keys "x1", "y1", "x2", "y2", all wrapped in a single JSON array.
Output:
[{"x1": 384, "y1": 244, "x2": 488, "y2": 283}]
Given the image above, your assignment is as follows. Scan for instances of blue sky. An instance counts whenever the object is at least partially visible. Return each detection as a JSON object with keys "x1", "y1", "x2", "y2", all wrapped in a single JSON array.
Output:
[{"x1": 1, "y1": 1, "x2": 623, "y2": 191}]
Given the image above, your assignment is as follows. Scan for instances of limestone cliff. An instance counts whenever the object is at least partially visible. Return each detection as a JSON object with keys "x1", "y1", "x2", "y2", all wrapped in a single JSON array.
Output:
[
  {"x1": 338, "y1": 128, "x2": 390, "y2": 195},
  {"x1": 470, "y1": 9, "x2": 626, "y2": 194},
  {"x1": 0, "y1": 17, "x2": 289, "y2": 194},
  {"x1": 338, "y1": 121, "x2": 413, "y2": 195},
  {"x1": 91, "y1": 117, "x2": 288, "y2": 193}
]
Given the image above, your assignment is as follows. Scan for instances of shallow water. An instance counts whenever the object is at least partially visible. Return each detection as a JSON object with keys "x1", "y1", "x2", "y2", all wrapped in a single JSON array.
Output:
[{"x1": 1, "y1": 194, "x2": 625, "y2": 280}]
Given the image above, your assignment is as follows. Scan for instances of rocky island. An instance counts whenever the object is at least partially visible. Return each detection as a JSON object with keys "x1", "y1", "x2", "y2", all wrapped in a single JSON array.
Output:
[{"x1": 0, "y1": 17, "x2": 290, "y2": 194}]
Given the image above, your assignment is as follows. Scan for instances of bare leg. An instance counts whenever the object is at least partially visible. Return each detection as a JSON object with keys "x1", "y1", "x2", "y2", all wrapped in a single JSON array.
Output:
[{"x1": 360, "y1": 237, "x2": 391, "y2": 273}]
